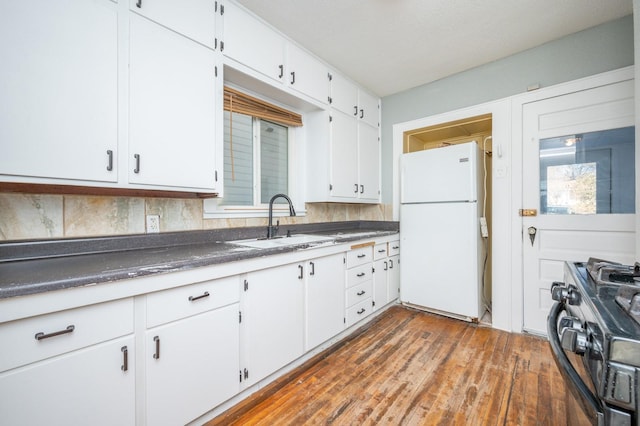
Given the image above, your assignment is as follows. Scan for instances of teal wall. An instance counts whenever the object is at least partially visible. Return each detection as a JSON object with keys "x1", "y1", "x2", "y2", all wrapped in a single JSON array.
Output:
[{"x1": 380, "y1": 15, "x2": 635, "y2": 203}]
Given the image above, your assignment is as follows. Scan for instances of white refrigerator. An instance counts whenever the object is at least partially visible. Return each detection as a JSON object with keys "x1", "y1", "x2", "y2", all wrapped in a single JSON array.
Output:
[{"x1": 400, "y1": 141, "x2": 484, "y2": 321}]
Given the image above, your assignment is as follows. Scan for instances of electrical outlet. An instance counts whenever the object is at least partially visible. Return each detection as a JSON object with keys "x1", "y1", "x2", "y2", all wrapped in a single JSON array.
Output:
[
  {"x1": 146, "y1": 215, "x2": 160, "y2": 233},
  {"x1": 479, "y1": 217, "x2": 489, "y2": 238}
]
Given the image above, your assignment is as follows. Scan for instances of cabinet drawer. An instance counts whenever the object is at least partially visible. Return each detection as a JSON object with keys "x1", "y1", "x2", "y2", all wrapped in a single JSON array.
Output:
[
  {"x1": 346, "y1": 246, "x2": 372, "y2": 268},
  {"x1": 0, "y1": 298, "x2": 133, "y2": 373},
  {"x1": 389, "y1": 240, "x2": 400, "y2": 256},
  {"x1": 147, "y1": 275, "x2": 240, "y2": 328},
  {"x1": 346, "y1": 264, "x2": 372, "y2": 288},
  {"x1": 346, "y1": 280, "x2": 373, "y2": 308},
  {"x1": 373, "y1": 243, "x2": 388, "y2": 260},
  {"x1": 345, "y1": 298, "x2": 372, "y2": 327}
]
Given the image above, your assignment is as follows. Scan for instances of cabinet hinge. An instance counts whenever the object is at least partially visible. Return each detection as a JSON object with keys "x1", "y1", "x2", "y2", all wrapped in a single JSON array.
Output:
[
  {"x1": 329, "y1": 115, "x2": 332, "y2": 123},
  {"x1": 329, "y1": 184, "x2": 333, "y2": 191},
  {"x1": 214, "y1": 65, "x2": 218, "y2": 77},
  {"x1": 244, "y1": 279, "x2": 249, "y2": 291},
  {"x1": 239, "y1": 369, "x2": 242, "y2": 383},
  {"x1": 215, "y1": 1, "x2": 218, "y2": 12},
  {"x1": 220, "y1": 40, "x2": 225, "y2": 51},
  {"x1": 215, "y1": 170, "x2": 218, "y2": 182},
  {"x1": 372, "y1": 301, "x2": 376, "y2": 307},
  {"x1": 343, "y1": 317, "x2": 346, "y2": 324},
  {"x1": 328, "y1": 96, "x2": 332, "y2": 104},
  {"x1": 343, "y1": 257, "x2": 346, "y2": 264},
  {"x1": 220, "y1": 3, "x2": 225, "y2": 15},
  {"x1": 244, "y1": 368, "x2": 249, "y2": 380},
  {"x1": 372, "y1": 267, "x2": 375, "y2": 274},
  {"x1": 327, "y1": 72, "x2": 332, "y2": 81},
  {"x1": 215, "y1": 38, "x2": 218, "y2": 50},
  {"x1": 239, "y1": 311, "x2": 242, "y2": 323}
]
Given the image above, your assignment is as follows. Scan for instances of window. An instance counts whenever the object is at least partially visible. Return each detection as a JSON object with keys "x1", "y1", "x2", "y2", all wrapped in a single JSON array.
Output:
[
  {"x1": 539, "y1": 126, "x2": 635, "y2": 215},
  {"x1": 203, "y1": 86, "x2": 304, "y2": 218},
  {"x1": 222, "y1": 111, "x2": 289, "y2": 206}
]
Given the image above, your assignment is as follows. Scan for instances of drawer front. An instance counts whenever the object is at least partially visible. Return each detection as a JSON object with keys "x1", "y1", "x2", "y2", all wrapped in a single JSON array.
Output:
[
  {"x1": 346, "y1": 246, "x2": 372, "y2": 268},
  {"x1": 346, "y1": 280, "x2": 373, "y2": 308},
  {"x1": 0, "y1": 298, "x2": 133, "y2": 372},
  {"x1": 345, "y1": 298, "x2": 372, "y2": 327},
  {"x1": 389, "y1": 240, "x2": 400, "y2": 256},
  {"x1": 147, "y1": 275, "x2": 240, "y2": 328},
  {"x1": 346, "y1": 264, "x2": 372, "y2": 288},
  {"x1": 373, "y1": 243, "x2": 388, "y2": 260}
]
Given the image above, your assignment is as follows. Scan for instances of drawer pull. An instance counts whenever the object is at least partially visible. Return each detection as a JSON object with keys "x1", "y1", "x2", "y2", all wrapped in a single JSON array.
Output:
[
  {"x1": 392, "y1": 246, "x2": 399, "y2": 250},
  {"x1": 356, "y1": 272, "x2": 365, "y2": 277},
  {"x1": 153, "y1": 336, "x2": 160, "y2": 360},
  {"x1": 357, "y1": 308, "x2": 366, "y2": 315},
  {"x1": 298, "y1": 265, "x2": 304, "y2": 280},
  {"x1": 35, "y1": 325, "x2": 75, "y2": 341},
  {"x1": 357, "y1": 254, "x2": 366, "y2": 258},
  {"x1": 310, "y1": 261, "x2": 315, "y2": 276},
  {"x1": 378, "y1": 249, "x2": 386, "y2": 253},
  {"x1": 389, "y1": 260, "x2": 394, "y2": 269},
  {"x1": 121, "y1": 346, "x2": 129, "y2": 372},
  {"x1": 384, "y1": 260, "x2": 388, "y2": 271},
  {"x1": 188, "y1": 291, "x2": 210, "y2": 302},
  {"x1": 357, "y1": 290, "x2": 366, "y2": 296}
]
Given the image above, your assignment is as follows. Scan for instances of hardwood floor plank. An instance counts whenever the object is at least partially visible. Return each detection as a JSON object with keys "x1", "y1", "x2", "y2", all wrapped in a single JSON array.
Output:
[{"x1": 206, "y1": 306, "x2": 567, "y2": 426}]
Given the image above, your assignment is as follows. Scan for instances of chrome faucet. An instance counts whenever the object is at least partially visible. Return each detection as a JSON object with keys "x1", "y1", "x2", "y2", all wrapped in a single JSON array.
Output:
[{"x1": 267, "y1": 193, "x2": 296, "y2": 239}]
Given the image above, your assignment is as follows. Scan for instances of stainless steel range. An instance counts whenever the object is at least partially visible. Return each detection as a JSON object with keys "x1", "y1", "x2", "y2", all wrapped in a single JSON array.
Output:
[{"x1": 548, "y1": 258, "x2": 640, "y2": 426}]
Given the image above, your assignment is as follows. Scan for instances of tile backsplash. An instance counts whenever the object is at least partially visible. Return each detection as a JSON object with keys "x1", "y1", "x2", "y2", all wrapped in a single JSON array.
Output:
[{"x1": 0, "y1": 193, "x2": 392, "y2": 241}]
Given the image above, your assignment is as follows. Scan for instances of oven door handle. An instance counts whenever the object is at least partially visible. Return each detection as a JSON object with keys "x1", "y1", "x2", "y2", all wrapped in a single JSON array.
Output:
[{"x1": 547, "y1": 302, "x2": 605, "y2": 425}]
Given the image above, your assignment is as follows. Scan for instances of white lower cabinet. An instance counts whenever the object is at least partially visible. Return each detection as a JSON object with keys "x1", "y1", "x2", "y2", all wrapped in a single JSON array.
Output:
[
  {"x1": 345, "y1": 245, "x2": 374, "y2": 327},
  {"x1": 145, "y1": 277, "x2": 240, "y2": 426},
  {"x1": 241, "y1": 263, "x2": 304, "y2": 387},
  {"x1": 373, "y1": 241, "x2": 401, "y2": 310},
  {"x1": 0, "y1": 299, "x2": 135, "y2": 426},
  {"x1": 304, "y1": 253, "x2": 345, "y2": 351}
]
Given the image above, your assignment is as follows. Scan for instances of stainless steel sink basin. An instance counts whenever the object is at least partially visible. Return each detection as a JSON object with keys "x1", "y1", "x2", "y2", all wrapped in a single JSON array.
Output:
[{"x1": 229, "y1": 234, "x2": 334, "y2": 249}]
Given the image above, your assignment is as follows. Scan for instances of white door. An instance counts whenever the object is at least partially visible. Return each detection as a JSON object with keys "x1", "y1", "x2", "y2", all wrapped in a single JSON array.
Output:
[{"x1": 521, "y1": 80, "x2": 636, "y2": 335}]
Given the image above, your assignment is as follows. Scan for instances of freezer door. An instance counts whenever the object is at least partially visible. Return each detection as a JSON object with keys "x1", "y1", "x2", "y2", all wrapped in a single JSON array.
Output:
[
  {"x1": 400, "y1": 202, "x2": 481, "y2": 319},
  {"x1": 400, "y1": 141, "x2": 478, "y2": 203}
]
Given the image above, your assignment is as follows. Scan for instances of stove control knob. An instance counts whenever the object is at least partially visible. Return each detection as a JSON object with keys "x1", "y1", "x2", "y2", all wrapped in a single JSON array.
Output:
[
  {"x1": 551, "y1": 282, "x2": 580, "y2": 305},
  {"x1": 560, "y1": 328, "x2": 589, "y2": 355},
  {"x1": 559, "y1": 316, "x2": 581, "y2": 331}
]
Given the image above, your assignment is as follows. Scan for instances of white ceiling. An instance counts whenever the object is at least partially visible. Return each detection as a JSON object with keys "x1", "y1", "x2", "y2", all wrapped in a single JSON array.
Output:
[{"x1": 234, "y1": 0, "x2": 633, "y2": 97}]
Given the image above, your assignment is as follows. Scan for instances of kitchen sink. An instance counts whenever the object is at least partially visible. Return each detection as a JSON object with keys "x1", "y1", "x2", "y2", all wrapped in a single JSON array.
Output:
[{"x1": 229, "y1": 234, "x2": 335, "y2": 249}]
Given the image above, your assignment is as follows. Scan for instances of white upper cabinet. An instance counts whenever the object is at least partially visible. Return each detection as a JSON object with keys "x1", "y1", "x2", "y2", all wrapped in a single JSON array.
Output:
[
  {"x1": 222, "y1": 1, "x2": 286, "y2": 83},
  {"x1": 358, "y1": 89, "x2": 380, "y2": 128},
  {"x1": 129, "y1": 0, "x2": 220, "y2": 50},
  {"x1": 357, "y1": 121, "x2": 381, "y2": 201},
  {"x1": 330, "y1": 72, "x2": 359, "y2": 117},
  {"x1": 0, "y1": 0, "x2": 118, "y2": 183},
  {"x1": 129, "y1": 13, "x2": 220, "y2": 191},
  {"x1": 287, "y1": 43, "x2": 330, "y2": 104}
]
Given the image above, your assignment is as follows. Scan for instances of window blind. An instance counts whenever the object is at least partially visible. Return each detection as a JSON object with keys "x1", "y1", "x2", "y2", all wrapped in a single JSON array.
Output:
[{"x1": 223, "y1": 86, "x2": 303, "y2": 127}]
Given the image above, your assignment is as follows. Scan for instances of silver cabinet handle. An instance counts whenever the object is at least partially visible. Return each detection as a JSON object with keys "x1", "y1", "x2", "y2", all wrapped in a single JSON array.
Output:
[
  {"x1": 354, "y1": 184, "x2": 358, "y2": 193},
  {"x1": 121, "y1": 346, "x2": 129, "y2": 371},
  {"x1": 353, "y1": 106, "x2": 358, "y2": 116},
  {"x1": 384, "y1": 260, "x2": 388, "y2": 271},
  {"x1": 389, "y1": 260, "x2": 394, "y2": 269},
  {"x1": 357, "y1": 290, "x2": 366, "y2": 296},
  {"x1": 309, "y1": 262, "x2": 315, "y2": 276},
  {"x1": 188, "y1": 291, "x2": 210, "y2": 302},
  {"x1": 360, "y1": 185, "x2": 364, "y2": 194},
  {"x1": 153, "y1": 336, "x2": 160, "y2": 360},
  {"x1": 357, "y1": 308, "x2": 366, "y2": 315},
  {"x1": 35, "y1": 325, "x2": 74, "y2": 341},
  {"x1": 278, "y1": 65, "x2": 284, "y2": 79},
  {"x1": 290, "y1": 71, "x2": 295, "y2": 85},
  {"x1": 357, "y1": 254, "x2": 366, "y2": 258},
  {"x1": 134, "y1": 154, "x2": 141, "y2": 173},
  {"x1": 356, "y1": 272, "x2": 365, "y2": 277}
]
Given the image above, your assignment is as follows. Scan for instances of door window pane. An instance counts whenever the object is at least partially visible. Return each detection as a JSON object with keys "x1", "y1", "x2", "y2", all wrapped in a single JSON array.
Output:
[{"x1": 539, "y1": 127, "x2": 635, "y2": 214}]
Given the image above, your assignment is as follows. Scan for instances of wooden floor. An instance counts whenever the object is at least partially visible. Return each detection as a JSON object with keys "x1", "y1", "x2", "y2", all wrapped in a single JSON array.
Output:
[{"x1": 207, "y1": 306, "x2": 568, "y2": 426}]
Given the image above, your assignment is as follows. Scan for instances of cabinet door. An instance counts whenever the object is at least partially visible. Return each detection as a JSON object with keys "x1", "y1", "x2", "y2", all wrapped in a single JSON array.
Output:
[
  {"x1": 358, "y1": 90, "x2": 380, "y2": 128},
  {"x1": 0, "y1": 0, "x2": 117, "y2": 183},
  {"x1": 0, "y1": 336, "x2": 135, "y2": 426},
  {"x1": 223, "y1": 1, "x2": 286, "y2": 82},
  {"x1": 129, "y1": 0, "x2": 217, "y2": 49},
  {"x1": 330, "y1": 111, "x2": 358, "y2": 199},
  {"x1": 243, "y1": 263, "x2": 304, "y2": 386},
  {"x1": 146, "y1": 304, "x2": 240, "y2": 426},
  {"x1": 330, "y1": 72, "x2": 359, "y2": 117},
  {"x1": 358, "y1": 122, "x2": 380, "y2": 201},
  {"x1": 287, "y1": 43, "x2": 329, "y2": 104},
  {"x1": 373, "y1": 258, "x2": 389, "y2": 311},
  {"x1": 129, "y1": 14, "x2": 218, "y2": 190},
  {"x1": 388, "y1": 255, "x2": 400, "y2": 304},
  {"x1": 305, "y1": 254, "x2": 345, "y2": 351}
]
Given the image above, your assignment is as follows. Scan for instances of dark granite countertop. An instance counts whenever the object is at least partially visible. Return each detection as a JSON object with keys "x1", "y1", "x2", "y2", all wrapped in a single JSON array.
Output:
[{"x1": 0, "y1": 221, "x2": 398, "y2": 299}]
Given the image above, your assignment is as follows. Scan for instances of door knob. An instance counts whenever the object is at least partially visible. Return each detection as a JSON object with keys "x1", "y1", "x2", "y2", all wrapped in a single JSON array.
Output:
[{"x1": 528, "y1": 226, "x2": 537, "y2": 246}]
